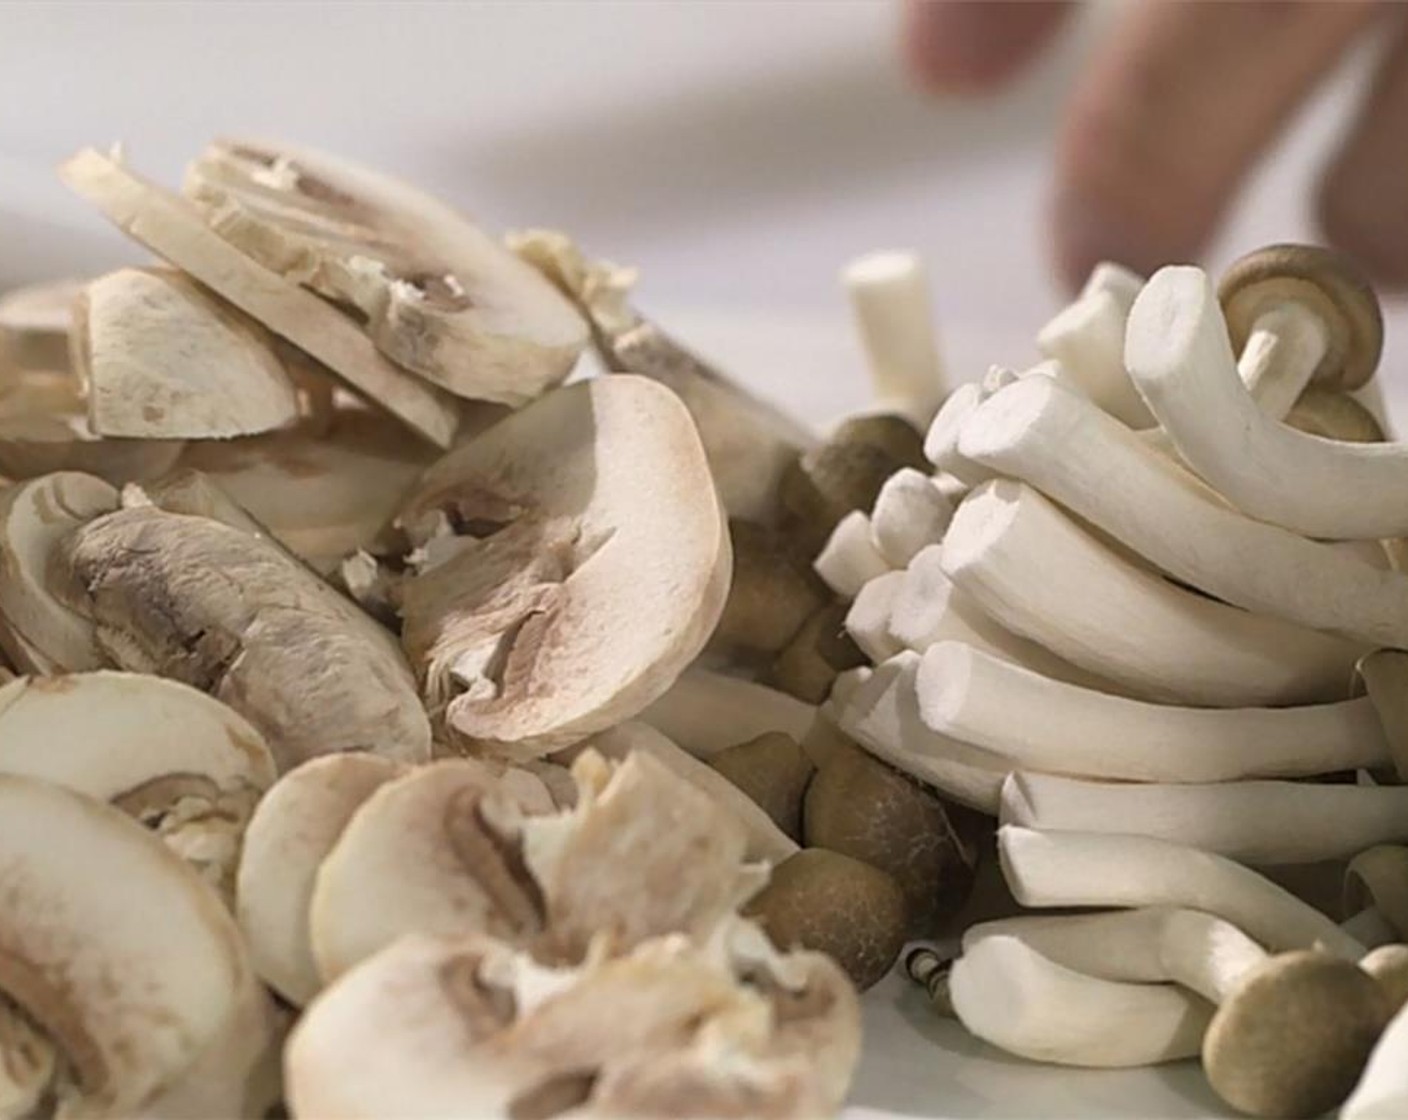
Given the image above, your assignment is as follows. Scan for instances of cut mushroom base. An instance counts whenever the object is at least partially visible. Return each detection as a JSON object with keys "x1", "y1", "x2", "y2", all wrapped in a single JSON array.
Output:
[
  {"x1": 397, "y1": 376, "x2": 729, "y2": 758},
  {"x1": 957, "y1": 376, "x2": 1408, "y2": 648},
  {"x1": 56, "y1": 504, "x2": 431, "y2": 770},
  {"x1": 1127, "y1": 266, "x2": 1408, "y2": 540},
  {"x1": 942, "y1": 479, "x2": 1364, "y2": 707},
  {"x1": 998, "y1": 825, "x2": 1364, "y2": 959},
  {"x1": 286, "y1": 924, "x2": 860, "y2": 1120}
]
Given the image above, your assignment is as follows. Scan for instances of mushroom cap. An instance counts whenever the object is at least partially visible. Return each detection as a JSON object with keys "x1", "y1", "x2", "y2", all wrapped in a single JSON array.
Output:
[
  {"x1": 0, "y1": 370, "x2": 185, "y2": 484},
  {"x1": 0, "y1": 278, "x2": 83, "y2": 373},
  {"x1": 709, "y1": 731, "x2": 815, "y2": 842},
  {"x1": 1285, "y1": 387, "x2": 1385, "y2": 443},
  {"x1": 236, "y1": 753, "x2": 402, "y2": 1006},
  {"x1": 56, "y1": 504, "x2": 431, "y2": 769},
  {"x1": 710, "y1": 520, "x2": 824, "y2": 659},
  {"x1": 745, "y1": 847, "x2": 907, "y2": 991},
  {"x1": 398, "y1": 376, "x2": 730, "y2": 757},
  {"x1": 75, "y1": 266, "x2": 301, "y2": 438},
  {"x1": 184, "y1": 139, "x2": 589, "y2": 405},
  {"x1": 287, "y1": 926, "x2": 859, "y2": 1120},
  {"x1": 0, "y1": 774, "x2": 248, "y2": 1115},
  {"x1": 1203, "y1": 950, "x2": 1392, "y2": 1118},
  {"x1": 0, "y1": 471, "x2": 118, "y2": 673},
  {"x1": 1219, "y1": 244, "x2": 1383, "y2": 391}
]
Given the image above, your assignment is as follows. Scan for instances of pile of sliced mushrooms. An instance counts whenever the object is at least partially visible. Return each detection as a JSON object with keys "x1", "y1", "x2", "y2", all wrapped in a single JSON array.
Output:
[{"x1": 4, "y1": 137, "x2": 1408, "y2": 1120}]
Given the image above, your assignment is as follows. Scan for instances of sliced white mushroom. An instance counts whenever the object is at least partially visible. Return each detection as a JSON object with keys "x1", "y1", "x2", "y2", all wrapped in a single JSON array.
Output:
[
  {"x1": 573, "y1": 721, "x2": 798, "y2": 864},
  {"x1": 0, "y1": 278, "x2": 82, "y2": 373},
  {"x1": 0, "y1": 471, "x2": 118, "y2": 673},
  {"x1": 0, "y1": 369, "x2": 185, "y2": 484},
  {"x1": 55, "y1": 504, "x2": 431, "y2": 770},
  {"x1": 236, "y1": 753, "x2": 403, "y2": 1006},
  {"x1": 1036, "y1": 286, "x2": 1153, "y2": 427},
  {"x1": 814, "y1": 509, "x2": 891, "y2": 599},
  {"x1": 74, "y1": 266, "x2": 301, "y2": 438},
  {"x1": 58, "y1": 148, "x2": 459, "y2": 447},
  {"x1": 639, "y1": 668, "x2": 816, "y2": 758},
  {"x1": 1343, "y1": 1000, "x2": 1408, "y2": 1119},
  {"x1": 999, "y1": 825, "x2": 1363, "y2": 958},
  {"x1": 949, "y1": 934, "x2": 1211, "y2": 1068},
  {"x1": 841, "y1": 250, "x2": 947, "y2": 425},
  {"x1": 185, "y1": 139, "x2": 588, "y2": 406},
  {"x1": 957, "y1": 375, "x2": 1408, "y2": 647},
  {"x1": 919, "y1": 641, "x2": 1386, "y2": 781},
  {"x1": 180, "y1": 402, "x2": 436, "y2": 572},
  {"x1": 869, "y1": 467, "x2": 954, "y2": 568},
  {"x1": 1002, "y1": 772, "x2": 1408, "y2": 866},
  {"x1": 942, "y1": 478, "x2": 1364, "y2": 706},
  {"x1": 398, "y1": 376, "x2": 728, "y2": 757},
  {"x1": 0, "y1": 774, "x2": 254, "y2": 1116},
  {"x1": 512, "y1": 229, "x2": 815, "y2": 525},
  {"x1": 287, "y1": 924, "x2": 860, "y2": 1120},
  {"x1": 1128, "y1": 265, "x2": 1408, "y2": 540},
  {"x1": 845, "y1": 570, "x2": 906, "y2": 663}
]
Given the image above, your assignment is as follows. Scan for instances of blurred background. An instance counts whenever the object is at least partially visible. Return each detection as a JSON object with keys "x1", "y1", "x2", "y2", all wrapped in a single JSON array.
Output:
[{"x1": 0, "y1": 1, "x2": 1389, "y2": 425}]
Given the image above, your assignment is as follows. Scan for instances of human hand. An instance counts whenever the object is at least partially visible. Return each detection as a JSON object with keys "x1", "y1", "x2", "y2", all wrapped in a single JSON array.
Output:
[{"x1": 903, "y1": 1, "x2": 1408, "y2": 292}]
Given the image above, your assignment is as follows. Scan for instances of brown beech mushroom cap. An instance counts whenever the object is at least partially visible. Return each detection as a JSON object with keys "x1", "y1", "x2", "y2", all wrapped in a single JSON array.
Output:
[
  {"x1": 0, "y1": 471, "x2": 118, "y2": 673},
  {"x1": 804, "y1": 743, "x2": 979, "y2": 936},
  {"x1": 0, "y1": 278, "x2": 82, "y2": 373},
  {"x1": 0, "y1": 371, "x2": 184, "y2": 484},
  {"x1": 1285, "y1": 387, "x2": 1385, "y2": 443},
  {"x1": 746, "y1": 847, "x2": 907, "y2": 990},
  {"x1": 708, "y1": 731, "x2": 815, "y2": 842},
  {"x1": 1219, "y1": 244, "x2": 1383, "y2": 392},
  {"x1": 54, "y1": 504, "x2": 431, "y2": 770},
  {"x1": 767, "y1": 601, "x2": 867, "y2": 704},
  {"x1": 1203, "y1": 950, "x2": 1392, "y2": 1119},
  {"x1": 0, "y1": 774, "x2": 253, "y2": 1116},
  {"x1": 709, "y1": 520, "x2": 825, "y2": 661},
  {"x1": 74, "y1": 266, "x2": 301, "y2": 438},
  {"x1": 397, "y1": 376, "x2": 730, "y2": 758},
  {"x1": 184, "y1": 139, "x2": 588, "y2": 405},
  {"x1": 287, "y1": 925, "x2": 860, "y2": 1120},
  {"x1": 236, "y1": 753, "x2": 403, "y2": 1006}
]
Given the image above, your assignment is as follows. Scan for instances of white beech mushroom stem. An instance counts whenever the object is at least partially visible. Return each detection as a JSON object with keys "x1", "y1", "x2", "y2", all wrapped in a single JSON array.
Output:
[
  {"x1": 842, "y1": 251, "x2": 946, "y2": 425},
  {"x1": 957, "y1": 375, "x2": 1408, "y2": 648},
  {"x1": 941, "y1": 479, "x2": 1362, "y2": 707},
  {"x1": 869, "y1": 468, "x2": 953, "y2": 568},
  {"x1": 1127, "y1": 266, "x2": 1408, "y2": 540},
  {"x1": 948, "y1": 934, "x2": 1211, "y2": 1068},
  {"x1": 1237, "y1": 302, "x2": 1328, "y2": 419},
  {"x1": 998, "y1": 825, "x2": 1365, "y2": 959},
  {"x1": 917, "y1": 641, "x2": 1387, "y2": 782},
  {"x1": 922, "y1": 382, "x2": 991, "y2": 486},
  {"x1": 1001, "y1": 772, "x2": 1408, "y2": 866},
  {"x1": 1035, "y1": 288, "x2": 1154, "y2": 428},
  {"x1": 814, "y1": 511, "x2": 891, "y2": 599}
]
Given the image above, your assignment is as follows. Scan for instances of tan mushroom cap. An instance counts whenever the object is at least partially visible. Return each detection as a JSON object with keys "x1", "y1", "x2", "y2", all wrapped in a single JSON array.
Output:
[
  {"x1": 398, "y1": 376, "x2": 730, "y2": 758},
  {"x1": 1203, "y1": 950, "x2": 1392, "y2": 1119},
  {"x1": 709, "y1": 731, "x2": 815, "y2": 842},
  {"x1": 184, "y1": 139, "x2": 589, "y2": 406},
  {"x1": 0, "y1": 370, "x2": 184, "y2": 484},
  {"x1": 236, "y1": 753, "x2": 402, "y2": 1006},
  {"x1": 1285, "y1": 387, "x2": 1385, "y2": 443},
  {"x1": 56, "y1": 505, "x2": 431, "y2": 770},
  {"x1": 1219, "y1": 244, "x2": 1383, "y2": 391},
  {"x1": 0, "y1": 775, "x2": 249, "y2": 1116},
  {"x1": 74, "y1": 267, "x2": 301, "y2": 438},
  {"x1": 0, "y1": 471, "x2": 118, "y2": 674},
  {"x1": 287, "y1": 926, "x2": 860, "y2": 1120}
]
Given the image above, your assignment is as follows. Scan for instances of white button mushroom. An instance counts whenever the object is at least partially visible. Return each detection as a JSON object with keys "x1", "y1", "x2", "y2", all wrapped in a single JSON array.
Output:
[{"x1": 845, "y1": 570, "x2": 907, "y2": 663}]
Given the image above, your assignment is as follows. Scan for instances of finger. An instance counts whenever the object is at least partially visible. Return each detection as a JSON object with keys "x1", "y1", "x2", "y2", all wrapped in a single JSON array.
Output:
[
  {"x1": 1318, "y1": 13, "x2": 1408, "y2": 287},
  {"x1": 902, "y1": 0, "x2": 1074, "y2": 95},
  {"x1": 1052, "y1": 1, "x2": 1379, "y2": 293}
]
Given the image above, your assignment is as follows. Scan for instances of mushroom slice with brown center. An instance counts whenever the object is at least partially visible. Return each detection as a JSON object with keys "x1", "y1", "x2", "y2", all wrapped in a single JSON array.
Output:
[
  {"x1": 286, "y1": 922, "x2": 859, "y2": 1120},
  {"x1": 74, "y1": 266, "x2": 302, "y2": 438},
  {"x1": 0, "y1": 279, "x2": 83, "y2": 374},
  {"x1": 54, "y1": 504, "x2": 431, "y2": 770},
  {"x1": 397, "y1": 376, "x2": 730, "y2": 758},
  {"x1": 183, "y1": 139, "x2": 588, "y2": 405},
  {"x1": 0, "y1": 471, "x2": 118, "y2": 673},
  {"x1": 236, "y1": 753, "x2": 402, "y2": 1006},
  {"x1": 0, "y1": 774, "x2": 255, "y2": 1116}
]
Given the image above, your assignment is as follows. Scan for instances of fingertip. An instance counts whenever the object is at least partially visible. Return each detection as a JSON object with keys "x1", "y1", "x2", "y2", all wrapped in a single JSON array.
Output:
[{"x1": 902, "y1": 0, "x2": 1073, "y2": 96}]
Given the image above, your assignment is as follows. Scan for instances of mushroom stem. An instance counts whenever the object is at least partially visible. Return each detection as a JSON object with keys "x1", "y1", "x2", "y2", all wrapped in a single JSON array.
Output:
[
  {"x1": 998, "y1": 825, "x2": 1365, "y2": 959},
  {"x1": 844, "y1": 571, "x2": 905, "y2": 664},
  {"x1": 942, "y1": 479, "x2": 1362, "y2": 707},
  {"x1": 841, "y1": 251, "x2": 946, "y2": 425},
  {"x1": 918, "y1": 642, "x2": 1386, "y2": 782},
  {"x1": 948, "y1": 934, "x2": 1211, "y2": 1068},
  {"x1": 1237, "y1": 301, "x2": 1327, "y2": 419},
  {"x1": 957, "y1": 375, "x2": 1408, "y2": 647},
  {"x1": 1128, "y1": 266, "x2": 1408, "y2": 540},
  {"x1": 639, "y1": 669, "x2": 815, "y2": 759},
  {"x1": 869, "y1": 468, "x2": 953, "y2": 568},
  {"x1": 1001, "y1": 772, "x2": 1408, "y2": 866},
  {"x1": 1036, "y1": 288, "x2": 1154, "y2": 428},
  {"x1": 1358, "y1": 649, "x2": 1408, "y2": 782},
  {"x1": 922, "y1": 383, "x2": 992, "y2": 486},
  {"x1": 814, "y1": 511, "x2": 891, "y2": 599}
]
